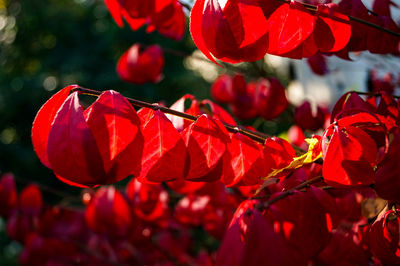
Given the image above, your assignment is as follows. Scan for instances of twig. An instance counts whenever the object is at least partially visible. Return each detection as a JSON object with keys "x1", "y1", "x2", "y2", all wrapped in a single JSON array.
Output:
[
  {"x1": 272, "y1": 0, "x2": 400, "y2": 38},
  {"x1": 73, "y1": 87, "x2": 270, "y2": 144},
  {"x1": 257, "y1": 176, "x2": 323, "y2": 210}
]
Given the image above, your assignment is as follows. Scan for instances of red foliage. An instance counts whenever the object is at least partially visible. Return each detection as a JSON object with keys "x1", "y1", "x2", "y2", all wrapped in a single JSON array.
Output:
[
  {"x1": 117, "y1": 44, "x2": 164, "y2": 84},
  {"x1": 105, "y1": 0, "x2": 185, "y2": 40},
  {"x1": 32, "y1": 88, "x2": 144, "y2": 187}
]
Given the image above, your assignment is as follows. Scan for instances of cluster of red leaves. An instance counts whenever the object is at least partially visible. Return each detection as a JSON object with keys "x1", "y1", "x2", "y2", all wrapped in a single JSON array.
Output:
[
  {"x1": 105, "y1": 0, "x2": 185, "y2": 41},
  {"x1": 321, "y1": 91, "x2": 400, "y2": 193},
  {"x1": 190, "y1": 0, "x2": 399, "y2": 63},
  {"x1": 3, "y1": 162, "x2": 400, "y2": 265},
  {"x1": 0, "y1": 173, "x2": 243, "y2": 265},
  {"x1": 117, "y1": 43, "x2": 164, "y2": 84},
  {"x1": 211, "y1": 73, "x2": 289, "y2": 120},
  {"x1": 31, "y1": 85, "x2": 400, "y2": 201},
  {"x1": 32, "y1": 85, "x2": 290, "y2": 188}
]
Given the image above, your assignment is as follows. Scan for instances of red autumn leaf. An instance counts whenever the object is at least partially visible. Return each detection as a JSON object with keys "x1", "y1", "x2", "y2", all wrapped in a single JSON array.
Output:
[
  {"x1": 0, "y1": 173, "x2": 17, "y2": 218},
  {"x1": 201, "y1": 99, "x2": 237, "y2": 125},
  {"x1": 306, "y1": 53, "x2": 329, "y2": 76},
  {"x1": 138, "y1": 110, "x2": 187, "y2": 183},
  {"x1": 105, "y1": 0, "x2": 185, "y2": 40},
  {"x1": 181, "y1": 115, "x2": 229, "y2": 181},
  {"x1": 126, "y1": 179, "x2": 170, "y2": 223},
  {"x1": 294, "y1": 101, "x2": 326, "y2": 131},
  {"x1": 316, "y1": 230, "x2": 369, "y2": 265},
  {"x1": 166, "y1": 179, "x2": 210, "y2": 195},
  {"x1": 264, "y1": 187, "x2": 333, "y2": 261},
  {"x1": 263, "y1": 137, "x2": 295, "y2": 178},
  {"x1": 322, "y1": 124, "x2": 377, "y2": 187},
  {"x1": 137, "y1": 107, "x2": 156, "y2": 126},
  {"x1": 266, "y1": 1, "x2": 316, "y2": 56},
  {"x1": 42, "y1": 89, "x2": 143, "y2": 187},
  {"x1": 231, "y1": 81, "x2": 259, "y2": 120},
  {"x1": 148, "y1": 1, "x2": 186, "y2": 41},
  {"x1": 216, "y1": 200, "x2": 295, "y2": 266},
  {"x1": 366, "y1": 209, "x2": 400, "y2": 264},
  {"x1": 337, "y1": 0, "x2": 371, "y2": 52},
  {"x1": 211, "y1": 74, "x2": 234, "y2": 104},
  {"x1": 330, "y1": 92, "x2": 374, "y2": 122},
  {"x1": 85, "y1": 186, "x2": 132, "y2": 237},
  {"x1": 47, "y1": 92, "x2": 107, "y2": 187},
  {"x1": 367, "y1": 15, "x2": 400, "y2": 55},
  {"x1": 117, "y1": 44, "x2": 164, "y2": 84},
  {"x1": 375, "y1": 129, "x2": 400, "y2": 201},
  {"x1": 190, "y1": 0, "x2": 269, "y2": 63},
  {"x1": 222, "y1": 133, "x2": 265, "y2": 187},
  {"x1": 84, "y1": 90, "x2": 144, "y2": 181},
  {"x1": 254, "y1": 78, "x2": 289, "y2": 120},
  {"x1": 314, "y1": 3, "x2": 351, "y2": 53},
  {"x1": 32, "y1": 85, "x2": 79, "y2": 168},
  {"x1": 19, "y1": 184, "x2": 43, "y2": 217},
  {"x1": 287, "y1": 125, "x2": 306, "y2": 148},
  {"x1": 116, "y1": 0, "x2": 155, "y2": 18}
]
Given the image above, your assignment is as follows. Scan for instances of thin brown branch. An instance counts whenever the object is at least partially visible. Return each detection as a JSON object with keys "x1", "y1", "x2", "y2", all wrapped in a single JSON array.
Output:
[
  {"x1": 258, "y1": 176, "x2": 323, "y2": 210},
  {"x1": 273, "y1": 0, "x2": 400, "y2": 38},
  {"x1": 73, "y1": 87, "x2": 271, "y2": 144}
]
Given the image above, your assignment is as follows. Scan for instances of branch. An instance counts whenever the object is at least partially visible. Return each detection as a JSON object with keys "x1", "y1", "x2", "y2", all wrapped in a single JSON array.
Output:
[
  {"x1": 272, "y1": 0, "x2": 400, "y2": 38},
  {"x1": 257, "y1": 176, "x2": 323, "y2": 210},
  {"x1": 73, "y1": 87, "x2": 269, "y2": 144}
]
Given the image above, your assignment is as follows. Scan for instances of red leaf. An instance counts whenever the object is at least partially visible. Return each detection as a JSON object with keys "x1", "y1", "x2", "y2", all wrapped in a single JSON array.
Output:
[
  {"x1": 32, "y1": 85, "x2": 78, "y2": 168},
  {"x1": 190, "y1": 0, "x2": 269, "y2": 63},
  {"x1": 366, "y1": 209, "x2": 400, "y2": 264},
  {"x1": 294, "y1": 101, "x2": 326, "y2": 131},
  {"x1": 85, "y1": 186, "x2": 132, "y2": 237},
  {"x1": 265, "y1": 187, "x2": 332, "y2": 261},
  {"x1": 266, "y1": 1, "x2": 316, "y2": 55},
  {"x1": 263, "y1": 137, "x2": 295, "y2": 177},
  {"x1": 149, "y1": 2, "x2": 186, "y2": 41},
  {"x1": 138, "y1": 110, "x2": 187, "y2": 182},
  {"x1": 322, "y1": 125, "x2": 376, "y2": 187},
  {"x1": 84, "y1": 90, "x2": 144, "y2": 181},
  {"x1": 182, "y1": 115, "x2": 229, "y2": 181},
  {"x1": 201, "y1": 99, "x2": 236, "y2": 125},
  {"x1": 0, "y1": 173, "x2": 17, "y2": 218},
  {"x1": 47, "y1": 92, "x2": 105, "y2": 187},
  {"x1": 210, "y1": 74, "x2": 234, "y2": 104},
  {"x1": 216, "y1": 200, "x2": 295, "y2": 266},
  {"x1": 222, "y1": 133, "x2": 265, "y2": 187},
  {"x1": 314, "y1": 3, "x2": 351, "y2": 53},
  {"x1": 126, "y1": 179, "x2": 169, "y2": 223},
  {"x1": 19, "y1": 184, "x2": 43, "y2": 216},
  {"x1": 254, "y1": 78, "x2": 288, "y2": 120},
  {"x1": 117, "y1": 44, "x2": 164, "y2": 84}
]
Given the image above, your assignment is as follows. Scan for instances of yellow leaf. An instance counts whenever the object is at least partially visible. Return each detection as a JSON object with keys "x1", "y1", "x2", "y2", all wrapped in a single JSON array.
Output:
[{"x1": 263, "y1": 137, "x2": 322, "y2": 180}]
